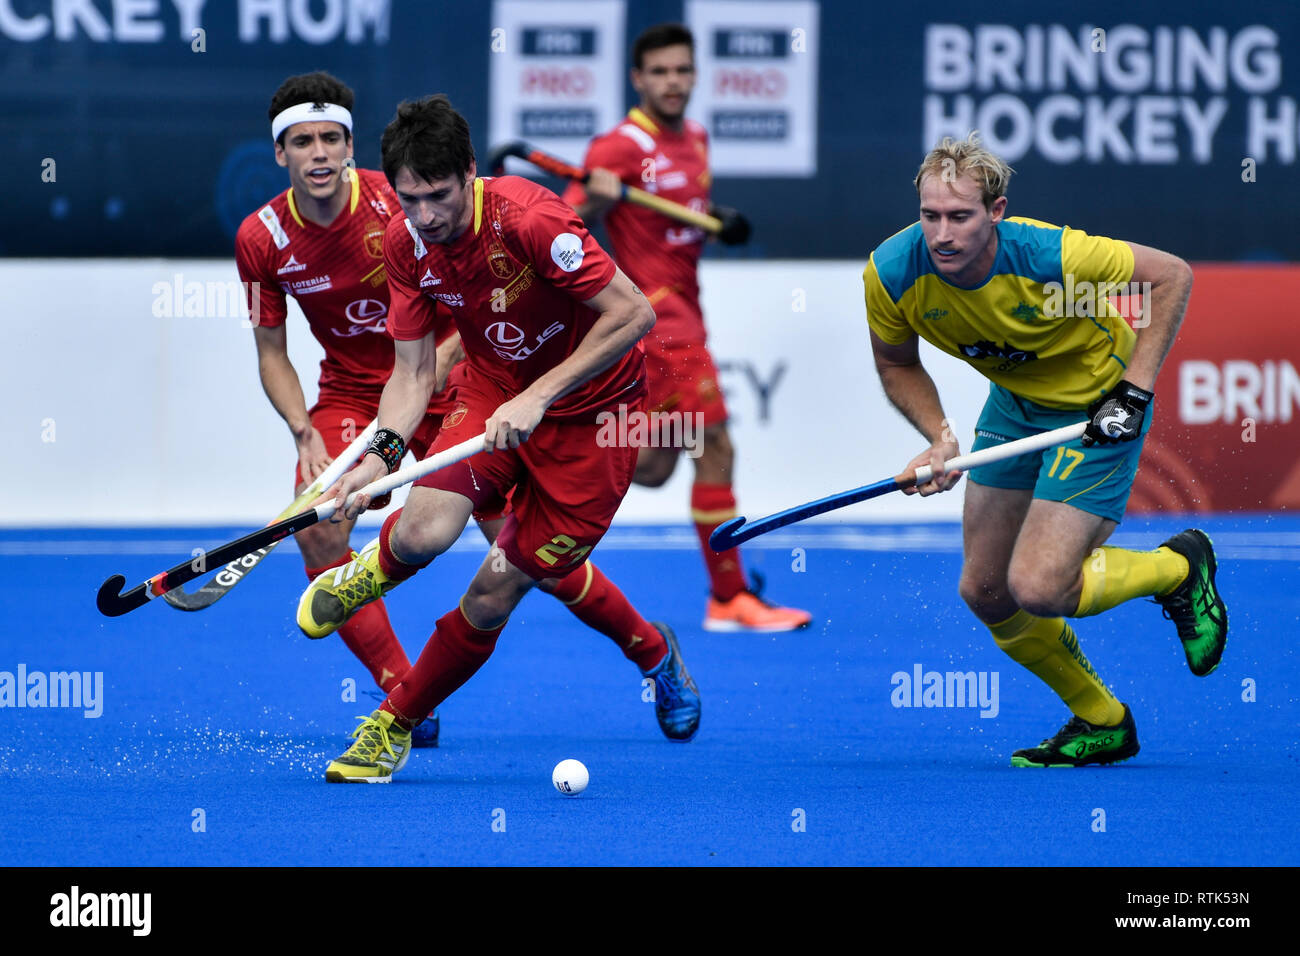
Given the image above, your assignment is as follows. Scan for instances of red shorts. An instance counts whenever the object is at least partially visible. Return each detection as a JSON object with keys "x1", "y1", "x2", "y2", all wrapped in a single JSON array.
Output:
[
  {"x1": 414, "y1": 371, "x2": 641, "y2": 580},
  {"x1": 640, "y1": 292, "x2": 728, "y2": 428},
  {"x1": 643, "y1": 336, "x2": 728, "y2": 428}
]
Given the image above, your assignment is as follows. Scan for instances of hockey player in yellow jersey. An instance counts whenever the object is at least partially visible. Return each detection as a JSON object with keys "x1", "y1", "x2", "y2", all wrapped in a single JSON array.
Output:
[{"x1": 863, "y1": 132, "x2": 1227, "y2": 767}]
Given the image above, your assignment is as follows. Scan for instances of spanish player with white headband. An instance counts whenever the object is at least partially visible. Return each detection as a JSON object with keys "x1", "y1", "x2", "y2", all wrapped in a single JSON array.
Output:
[{"x1": 270, "y1": 100, "x2": 354, "y2": 144}]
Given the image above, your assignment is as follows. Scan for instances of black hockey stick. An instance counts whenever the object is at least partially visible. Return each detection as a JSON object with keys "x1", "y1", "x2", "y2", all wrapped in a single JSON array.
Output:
[
  {"x1": 97, "y1": 433, "x2": 486, "y2": 618},
  {"x1": 161, "y1": 421, "x2": 377, "y2": 611}
]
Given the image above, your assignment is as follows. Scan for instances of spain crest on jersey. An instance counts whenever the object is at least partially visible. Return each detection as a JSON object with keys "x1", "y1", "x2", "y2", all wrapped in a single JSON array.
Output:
[
  {"x1": 487, "y1": 241, "x2": 516, "y2": 280},
  {"x1": 363, "y1": 221, "x2": 385, "y2": 259}
]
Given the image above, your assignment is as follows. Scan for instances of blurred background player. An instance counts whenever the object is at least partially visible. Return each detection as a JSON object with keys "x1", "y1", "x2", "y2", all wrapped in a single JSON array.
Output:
[
  {"x1": 297, "y1": 95, "x2": 701, "y2": 781},
  {"x1": 863, "y1": 133, "x2": 1227, "y2": 767},
  {"x1": 238, "y1": 73, "x2": 687, "y2": 750},
  {"x1": 563, "y1": 23, "x2": 811, "y2": 634}
]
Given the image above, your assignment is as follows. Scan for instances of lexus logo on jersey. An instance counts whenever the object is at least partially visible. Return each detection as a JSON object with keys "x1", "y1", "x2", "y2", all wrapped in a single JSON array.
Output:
[
  {"x1": 485, "y1": 319, "x2": 566, "y2": 361},
  {"x1": 334, "y1": 298, "x2": 387, "y2": 338},
  {"x1": 550, "y1": 233, "x2": 584, "y2": 273},
  {"x1": 486, "y1": 321, "x2": 526, "y2": 349},
  {"x1": 346, "y1": 299, "x2": 387, "y2": 324}
]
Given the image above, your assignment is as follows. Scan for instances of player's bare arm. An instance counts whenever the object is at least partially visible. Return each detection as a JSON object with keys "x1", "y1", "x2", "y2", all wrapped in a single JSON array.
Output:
[
  {"x1": 870, "y1": 329, "x2": 962, "y2": 496},
  {"x1": 322, "y1": 331, "x2": 439, "y2": 519},
  {"x1": 1079, "y1": 241, "x2": 1194, "y2": 448},
  {"x1": 486, "y1": 268, "x2": 655, "y2": 451},
  {"x1": 1121, "y1": 242, "x2": 1195, "y2": 391},
  {"x1": 252, "y1": 323, "x2": 331, "y2": 484},
  {"x1": 433, "y1": 330, "x2": 464, "y2": 394},
  {"x1": 572, "y1": 167, "x2": 623, "y2": 222}
]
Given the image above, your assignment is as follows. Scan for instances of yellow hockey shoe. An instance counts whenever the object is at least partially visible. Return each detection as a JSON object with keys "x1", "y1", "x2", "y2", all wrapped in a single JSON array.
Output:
[
  {"x1": 297, "y1": 536, "x2": 397, "y2": 639},
  {"x1": 325, "y1": 709, "x2": 412, "y2": 783}
]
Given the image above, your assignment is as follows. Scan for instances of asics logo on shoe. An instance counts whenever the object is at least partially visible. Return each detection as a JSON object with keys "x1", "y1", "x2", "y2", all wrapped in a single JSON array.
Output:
[
  {"x1": 1194, "y1": 573, "x2": 1225, "y2": 624},
  {"x1": 1072, "y1": 733, "x2": 1117, "y2": 757}
]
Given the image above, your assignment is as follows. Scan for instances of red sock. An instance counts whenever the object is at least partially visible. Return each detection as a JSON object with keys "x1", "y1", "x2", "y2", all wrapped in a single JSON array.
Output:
[
  {"x1": 305, "y1": 554, "x2": 410, "y2": 693},
  {"x1": 377, "y1": 508, "x2": 430, "y2": 581},
  {"x1": 384, "y1": 604, "x2": 504, "y2": 728},
  {"x1": 691, "y1": 482, "x2": 747, "y2": 601},
  {"x1": 549, "y1": 562, "x2": 667, "y2": 671}
]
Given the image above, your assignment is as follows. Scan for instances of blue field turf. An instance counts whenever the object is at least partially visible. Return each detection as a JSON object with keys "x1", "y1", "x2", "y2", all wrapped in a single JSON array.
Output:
[{"x1": 1, "y1": 517, "x2": 1296, "y2": 867}]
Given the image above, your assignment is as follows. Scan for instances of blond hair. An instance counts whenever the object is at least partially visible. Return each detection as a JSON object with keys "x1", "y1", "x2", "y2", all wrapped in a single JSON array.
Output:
[{"x1": 914, "y1": 131, "x2": 1014, "y2": 208}]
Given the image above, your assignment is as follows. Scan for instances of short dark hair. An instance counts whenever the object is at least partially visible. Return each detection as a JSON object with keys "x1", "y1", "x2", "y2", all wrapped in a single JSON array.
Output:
[
  {"x1": 268, "y1": 71, "x2": 355, "y2": 145},
  {"x1": 381, "y1": 95, "x2": 475, "y2": 188},
  {"x1": 632, "y1": 22, "x2": 694, "y2": 69}
]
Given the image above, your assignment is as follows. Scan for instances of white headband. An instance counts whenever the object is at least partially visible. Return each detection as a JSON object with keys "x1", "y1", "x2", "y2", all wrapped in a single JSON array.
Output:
[{"x1": 272, "y1": 102, "x2": 353, "y2": 142}]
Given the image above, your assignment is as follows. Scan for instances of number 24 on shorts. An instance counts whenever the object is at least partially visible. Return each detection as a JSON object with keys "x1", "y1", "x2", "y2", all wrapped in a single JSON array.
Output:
[
  {"x1": 535, "y1": 534, "x2": 592, "y2": 569},
  {"x1": 1047, "y1": 446, "x2": 1085, "y2": 480}
]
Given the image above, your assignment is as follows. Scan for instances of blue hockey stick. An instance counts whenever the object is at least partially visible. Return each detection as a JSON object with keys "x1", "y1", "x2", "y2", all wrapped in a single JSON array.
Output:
[{"x1": 709, "y1": 422, "x2": 1087, "y2": 551}]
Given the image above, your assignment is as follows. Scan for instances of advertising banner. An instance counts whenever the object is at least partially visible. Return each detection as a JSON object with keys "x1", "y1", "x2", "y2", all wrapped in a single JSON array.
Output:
[
  {"x1": 3, "y1": 258, "x2": 1295, "y2": 523},
  {"x1": 1131, "y1": 265, "x2": 1300, "y2": 512},
  {"x1": 6, "y1": 2, "x2": 1299, "y2": 259},
  {"x1": 489, "y1": 0, "x2": 627, "y2": 174},
  {"x1": 921, "y1": 23, "x2": 1289, "y2": 166},
  {"x1": 685, "y1": 0, "x2": 819, "y2": 176}
]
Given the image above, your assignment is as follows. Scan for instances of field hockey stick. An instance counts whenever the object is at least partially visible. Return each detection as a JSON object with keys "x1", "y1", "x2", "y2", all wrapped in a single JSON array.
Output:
[
  {"x1": 710, "y1": 422, "x2": 1088, "y2": 550},
  {"x1": 487, "y1": 140, "x2": 725, "y2": 234},
  {"x1": 97, "y1": 432, "x2": 488, "y2": 618},
  {"x1": 162, "y1": 419, "x2": 379, "y2": 611}
]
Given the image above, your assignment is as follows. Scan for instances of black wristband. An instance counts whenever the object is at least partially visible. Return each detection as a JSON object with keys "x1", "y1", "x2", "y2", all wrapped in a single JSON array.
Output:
[
  {"x1": 1114, "y1": 380, "x2": 1154, "y2": 404},
  {"x1": 1089, "y1": 380, "x2": 1154, "y2": 416},
  {"x1": 365, "y1": 427, "x2": 406, "y2": 474}
]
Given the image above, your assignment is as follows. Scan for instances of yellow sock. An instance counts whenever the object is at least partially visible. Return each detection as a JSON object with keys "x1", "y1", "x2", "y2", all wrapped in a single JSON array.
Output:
[
  {"x1": 1075, "y1": 546, "x2": 1189, "y2": 617},
  {"x1": 990, "y1": 610, "x2": 1125, "y2": 726}
]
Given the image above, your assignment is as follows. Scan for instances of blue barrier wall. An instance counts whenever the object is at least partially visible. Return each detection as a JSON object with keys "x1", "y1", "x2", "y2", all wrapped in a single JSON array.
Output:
[{"x1": 6, "y1": 0, "x2": 1298, "y2": 259}]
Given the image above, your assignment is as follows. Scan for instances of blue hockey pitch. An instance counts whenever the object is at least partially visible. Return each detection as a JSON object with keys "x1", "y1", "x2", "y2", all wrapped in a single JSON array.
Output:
[{"x1": 1, "y1": 517, "x2": 1295, "y2": 866}]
